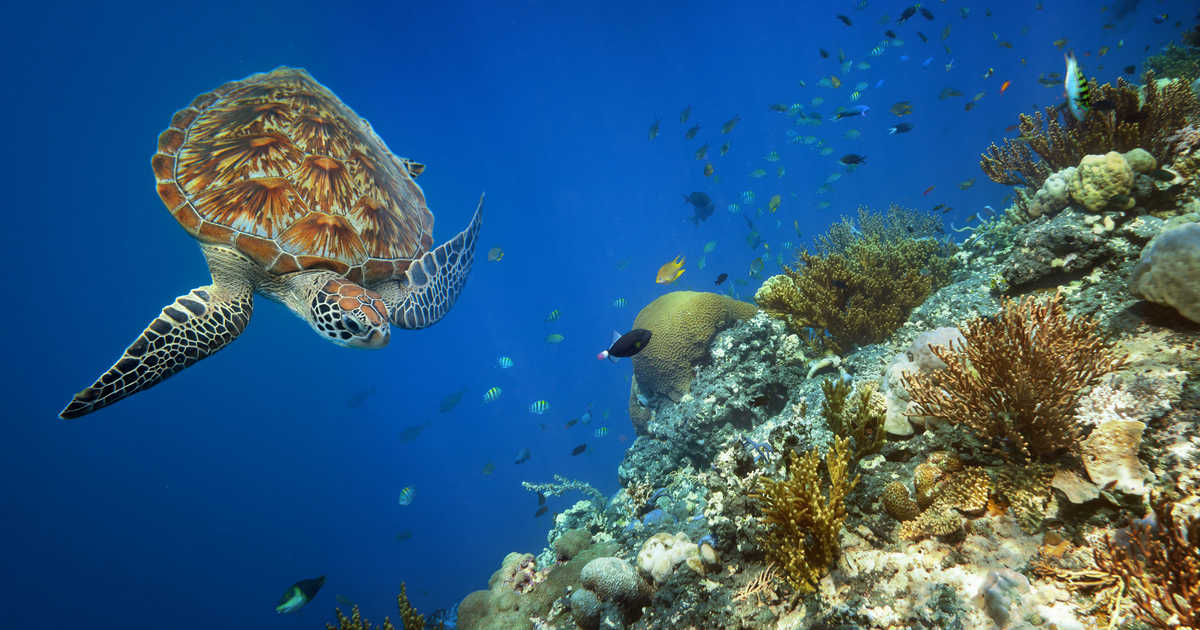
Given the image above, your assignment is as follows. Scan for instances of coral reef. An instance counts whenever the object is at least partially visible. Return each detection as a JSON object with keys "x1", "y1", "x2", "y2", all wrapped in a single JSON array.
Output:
[
  {"x1": 904, "y1": 290, "x2": 1126, "y2": 461},
  {"x1": 1147, "y1": 43, "x2": 1200, "y2": 83},
  {"x1": 980, "y1": 72, "x2": 1199, "y2": 190},
  {"x1": 756, "y1": 234, "x2": 953, "y2": 353},
  {"x1": 325, "y1": 583, "x2": 423, "y2": 630},
  {"x1": 749, "y1": 435, "x2": 859, "y2": 591},
  {"x1": 620, "y1": 313, "x2": 812, "y2": 479},
  {"x1": 629, "y1": 291, "x2": 757, "y2": 404}
]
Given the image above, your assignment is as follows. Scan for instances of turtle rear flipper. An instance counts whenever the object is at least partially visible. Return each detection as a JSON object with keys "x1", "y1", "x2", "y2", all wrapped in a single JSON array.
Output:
[
  {"x1": 387, "y1": 194, "x2": 483, "y2": 329},
  {"x1": 60, "y1": 285, "x2": 253, "y2": 419}
]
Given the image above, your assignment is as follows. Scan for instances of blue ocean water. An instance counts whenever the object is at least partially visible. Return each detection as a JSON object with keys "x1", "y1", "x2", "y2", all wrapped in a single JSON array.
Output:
[{"x1": 1, "y1": 0, "x2": 1188, "y2": 627}]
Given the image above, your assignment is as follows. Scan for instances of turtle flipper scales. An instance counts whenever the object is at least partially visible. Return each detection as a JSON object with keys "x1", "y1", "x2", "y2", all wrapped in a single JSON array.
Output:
[
  {"x1": 388, "y1": 194, "x2": 483, "y2": 329},
  {"x1": 60, "y1": 285, "x2": 253, "y2": 419}
]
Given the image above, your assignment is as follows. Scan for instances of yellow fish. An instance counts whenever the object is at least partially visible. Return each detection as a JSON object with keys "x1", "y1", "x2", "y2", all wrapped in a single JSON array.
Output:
[
  {"x1": 768, "y1": 194, "x2": 781, "y2": 213},
  {"x1": 704, "y1": 163, "x2": 715, "y2": 177},
  {"x1": 830, "y1": 75, "x2": 842, "y2": 88},
  {"x1": 656, "y1": 256, "x2": 686, "y2": 284}
]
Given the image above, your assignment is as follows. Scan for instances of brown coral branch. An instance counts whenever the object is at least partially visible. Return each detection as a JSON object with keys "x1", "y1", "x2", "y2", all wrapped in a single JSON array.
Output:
[
  {"x1": 1094, "y1": 497, "x2": 1200, "y2": 629},
  {"x1": 903, "y1": 290, "x2": 1125, "y2": 461}
]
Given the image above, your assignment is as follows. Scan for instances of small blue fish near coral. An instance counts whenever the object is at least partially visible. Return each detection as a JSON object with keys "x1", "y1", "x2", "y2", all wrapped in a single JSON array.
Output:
[
  {"x1": 497, "y1": 356, "x2": 514, "y2": 368},
  {"x1": 594, "y1": 426, "x2": 608, "y2": 438},
  {"x1": 275, "y1": 576, "x2": 325, "y2": 614},
  {"x1": 529, "y1": 400, "x2": 551, "y2": 415},
  {"x1": 397, "y1": 486, "x2": 415, "y2": 506},
  {"x1": 483, "y1": 386, "x2": 502, "y2": 403}
]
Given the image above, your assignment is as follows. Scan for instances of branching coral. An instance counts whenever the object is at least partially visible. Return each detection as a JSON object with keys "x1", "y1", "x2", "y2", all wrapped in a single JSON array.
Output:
[
  {"x1": 749, "y1": 435, "x2": 860, "y2": 591},
  {"x1": 820, "y1": 378, "x2": 885, "y2": 459},
  {"x1": 326, "y1": 583, "x2": 424, "y2": 630},
  {"x1": 755, "y1": 234, "x2": 952, "y2": 354},
  {"x1": 818, "y1": 204, "x2": 946, "y2": 253},
  {"x1": 903, "y1": 290, "x2": 1125, "y2": 461},
  {"x1": 522, "y1": 474, "x2": 607, "y2": 508},
  {"x1": 980, "y1": 72, "x2": 1199, "y2": 189},
  {"x1": 1093, "y1": 496, "x2": 1200, "y2": 629}
]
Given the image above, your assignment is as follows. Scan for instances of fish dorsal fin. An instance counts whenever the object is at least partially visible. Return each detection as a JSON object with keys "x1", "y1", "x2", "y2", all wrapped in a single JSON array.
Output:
[{"x1": 612, "y1": 330, "x2": 623, "y2": 344}]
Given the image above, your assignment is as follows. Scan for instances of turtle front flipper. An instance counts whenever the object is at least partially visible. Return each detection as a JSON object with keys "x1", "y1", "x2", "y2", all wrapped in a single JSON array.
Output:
[
  {"x1": 60, "y1": 285, "x2": 253, "y2": 419},
  {"x1": 385, "y1": 194, "x2": 483, "y2": 329}
]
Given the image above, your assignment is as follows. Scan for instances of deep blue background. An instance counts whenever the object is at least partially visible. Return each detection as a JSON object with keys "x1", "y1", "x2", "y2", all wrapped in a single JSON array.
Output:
[{"x1": 1, "y1": 0, "x2": 1184, "y2": 627}]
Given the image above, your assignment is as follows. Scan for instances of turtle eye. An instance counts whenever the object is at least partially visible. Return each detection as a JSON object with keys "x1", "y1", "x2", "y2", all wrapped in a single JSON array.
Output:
[{"x1": 343, "y1": 315, "x2": 363, "y2": 334}]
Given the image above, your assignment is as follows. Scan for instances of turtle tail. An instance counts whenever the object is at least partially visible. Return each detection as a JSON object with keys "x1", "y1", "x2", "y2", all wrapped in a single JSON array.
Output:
[{"x1": 390, "y1": 194, "x2": 483, "y2": 329}]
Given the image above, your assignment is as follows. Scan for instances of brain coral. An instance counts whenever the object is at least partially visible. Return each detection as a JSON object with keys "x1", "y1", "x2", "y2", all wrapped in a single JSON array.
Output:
[{"x1": 631, "y1": 291, "x2": 757, "y2": 402}]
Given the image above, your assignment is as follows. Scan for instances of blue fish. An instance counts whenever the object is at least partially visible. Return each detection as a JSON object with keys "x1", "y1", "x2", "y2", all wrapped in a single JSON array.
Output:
[
  {"x1": 529, "y1": 400, "x2": 550, "y2": 415},
  {"x1": 482, "y1": 386, "x2": 502, "y2": 403},
  {"x1": 397, "y1": 486, "x2": 415, "y2": 506},
  {"x1": 497, "y1": 356, "x2": 514, "y2": 368}
]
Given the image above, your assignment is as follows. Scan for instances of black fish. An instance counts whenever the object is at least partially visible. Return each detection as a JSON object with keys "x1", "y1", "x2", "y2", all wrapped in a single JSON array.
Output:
[
  {"x1": 598, "y1": 329, "x2": 652, "y2": 360},
  {"x1": 683, "y1": 192, "x2": 715, "y2": 224},
  {"x1": 839, "y1": 154, "x2": 866, "y2": 165},
  {"x1": 920, "y1": 7, "x2": 933, "y2": 20},
  {"x1": 538, "y1": 492, "x2": 546, "y2": 506},
  {"x1": 535, "y1": 506, "x2": 548, "y2": 517},
  {"x1": 439, "y1": 388, "x2": 466, "y2": 412},
  {"x1": 715, "y1": 273, "x2": 728, "y2": 285},
  {"x1": 889, "y1": 122, "x2": 913, "y2": 134},
  {"x1": 1123, "y1": 65, "x2": 1136, "y2": 74},
  {"x1": 885, "y1": 29, "x2": 897, "y2": 39},
  {"x1": 571, "y1": 443, "x2": 587, "y2": 456},
  {"x1": 565, "y1": 418, "x2": 578, "y2": 428},
  {"x1": 819, "y1": 48, "x2": 830, "y2": 58},
  {"x1": 917, "y1": 31, "x2": 928, "y2": 42},
  {"x1": 1147, "y1": 169, "x2": 1176, "y2": 182},
  {"x1": 836, "y1": 14, "x2": 852, "y2": 26},
  {"x1": 897, "y1": 6, "x2": 916, "y2": 22},
  {"x1": 833, "y1": 111, "x2": 862, "y2": 120}
]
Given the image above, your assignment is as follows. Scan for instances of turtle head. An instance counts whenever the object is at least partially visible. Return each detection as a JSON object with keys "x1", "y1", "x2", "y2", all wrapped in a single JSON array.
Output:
[{"x1": 307, "y1": 276, "x2": 390, "y2": 348}]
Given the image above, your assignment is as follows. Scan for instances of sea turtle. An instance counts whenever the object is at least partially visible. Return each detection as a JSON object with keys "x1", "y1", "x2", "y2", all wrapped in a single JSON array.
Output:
[{"x1": 61, "y1": 67, "x2": 482, "y2": 419}]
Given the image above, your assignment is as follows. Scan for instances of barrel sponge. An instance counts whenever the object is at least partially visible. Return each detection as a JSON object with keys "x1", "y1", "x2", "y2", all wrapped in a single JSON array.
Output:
[
  {"x1": 631, "y1": 291, "x2": 758, "y2": 402},
  {"x1": 1130, "y1": 222, "x2": 1200, "y2": 323},
  {"x1": 1070, "y1": 151, "x2": 1135, "y2": 212}
]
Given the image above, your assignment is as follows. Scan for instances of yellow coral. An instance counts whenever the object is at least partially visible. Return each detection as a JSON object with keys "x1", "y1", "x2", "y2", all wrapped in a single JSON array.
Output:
[
  {"x1": 755, "y1": 235, "x2": 951, "y2": 354},
  {"x1": 1071, "y1": 151, "x2": 1135, "y2": 212},
  {"x1": 326, "y1": 583, "x2": 423, "y2": 630},
  {"x1": 750, "y1": 435, "x2": 860, "y2": 591},
  {"x1": 630, "y1": 291, "x2": 757, "y2": 402},
  {"x1": 819, "y1": 378, "x2": 885, "y2": 459}
]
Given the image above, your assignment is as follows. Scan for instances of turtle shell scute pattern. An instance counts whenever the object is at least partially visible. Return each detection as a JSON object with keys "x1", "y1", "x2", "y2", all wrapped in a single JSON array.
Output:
[{"x1": 153, "y1": 67, "x2": 433, "y2": 285}]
